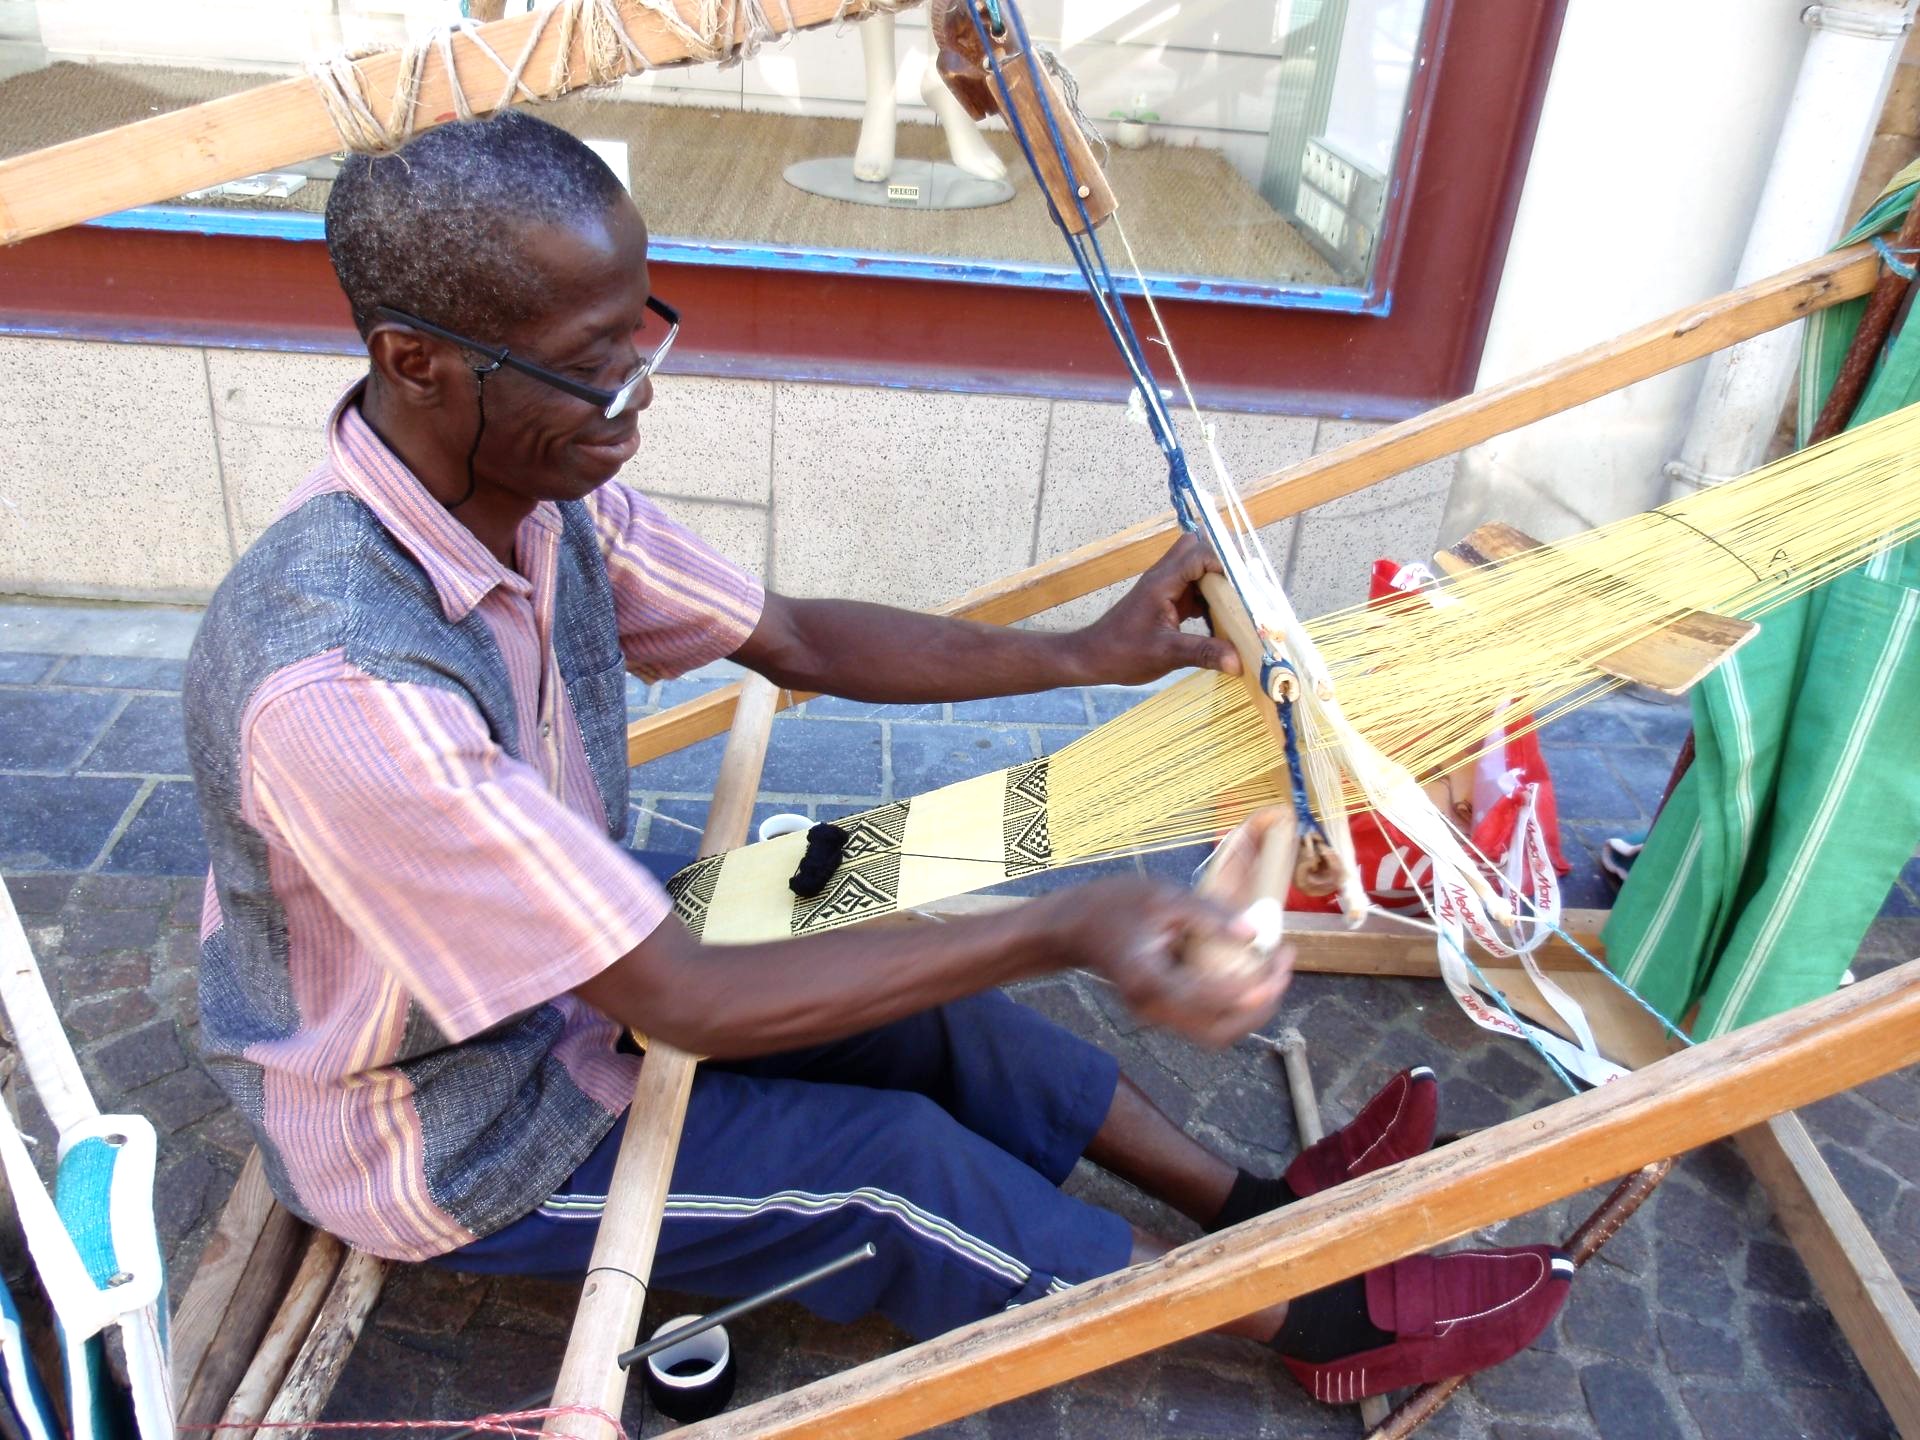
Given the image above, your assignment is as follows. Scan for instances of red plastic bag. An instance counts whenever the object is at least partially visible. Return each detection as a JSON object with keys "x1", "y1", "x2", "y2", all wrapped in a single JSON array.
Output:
[{"x1": 1286, "y1": 559, "x2": 1569, "y2": 914}]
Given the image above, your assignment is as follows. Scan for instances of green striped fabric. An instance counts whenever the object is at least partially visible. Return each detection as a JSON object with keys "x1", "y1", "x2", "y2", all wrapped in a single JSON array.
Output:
[{"x1": 1603, "y1": 174, "x2": 1920, "y2": 1038}]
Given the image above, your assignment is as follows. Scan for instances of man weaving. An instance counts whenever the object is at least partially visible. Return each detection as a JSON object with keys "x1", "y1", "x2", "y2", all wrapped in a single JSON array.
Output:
[{"x1": 183, "y1": 111, "x2": 1570, "y2": 1405}]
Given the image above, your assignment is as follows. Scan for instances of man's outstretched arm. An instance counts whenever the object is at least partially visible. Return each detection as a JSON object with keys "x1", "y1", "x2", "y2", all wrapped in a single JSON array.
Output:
[{"x1": 733, "y1": 533, "x2": 1241, "y2": 702}]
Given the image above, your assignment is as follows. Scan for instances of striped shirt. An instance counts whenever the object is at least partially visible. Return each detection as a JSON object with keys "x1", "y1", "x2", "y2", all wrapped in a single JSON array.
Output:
[{"x1": 185, "y1": 388, "x2": 762, "y2": 1260}]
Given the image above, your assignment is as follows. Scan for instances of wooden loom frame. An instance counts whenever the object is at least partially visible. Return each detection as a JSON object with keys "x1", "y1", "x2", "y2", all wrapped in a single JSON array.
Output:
[{"x1": 140, "y1": 245, "x2": 1920, "y2": 1438}]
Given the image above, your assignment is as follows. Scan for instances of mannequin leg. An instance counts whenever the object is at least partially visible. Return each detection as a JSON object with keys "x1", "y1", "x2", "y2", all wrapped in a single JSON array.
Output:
[
  {"x1": 853, "y1": 12, "x2": 899, "y2": 182},
  {"x1": 919, "y1": 56, "x2": 1007, "y2": 181}
]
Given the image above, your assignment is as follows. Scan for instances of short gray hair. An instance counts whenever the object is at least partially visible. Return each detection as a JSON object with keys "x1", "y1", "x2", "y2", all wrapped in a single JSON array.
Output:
[{"x1": 325, "y1": 109, "x2": 631, "y2": 342}]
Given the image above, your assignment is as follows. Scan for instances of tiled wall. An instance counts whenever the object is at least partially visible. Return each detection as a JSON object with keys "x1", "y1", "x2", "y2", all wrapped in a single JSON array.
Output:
[{"x1": 0, "y1": 336, "x2": 1459, "y2": 621}]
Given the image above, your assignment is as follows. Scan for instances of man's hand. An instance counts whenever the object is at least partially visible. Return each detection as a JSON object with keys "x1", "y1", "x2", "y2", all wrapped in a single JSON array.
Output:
[
  {"x1": 1076, "y1": 534, "x2": 1243, "y2": 686},
  {"x1": 1035, "y1": 875, "x2": 1291, "y2": 1048}
]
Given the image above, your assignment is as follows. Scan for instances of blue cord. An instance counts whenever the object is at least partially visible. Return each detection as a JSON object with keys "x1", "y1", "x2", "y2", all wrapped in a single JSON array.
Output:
[{"x1": 1873, "y1": 234, "x2": 1919, "y2": 281}]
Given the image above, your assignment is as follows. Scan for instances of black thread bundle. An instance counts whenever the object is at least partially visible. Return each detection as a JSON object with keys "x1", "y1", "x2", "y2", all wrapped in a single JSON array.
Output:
[{"x1": 788, "y1": 823, "x2": 850, "y2": 897}]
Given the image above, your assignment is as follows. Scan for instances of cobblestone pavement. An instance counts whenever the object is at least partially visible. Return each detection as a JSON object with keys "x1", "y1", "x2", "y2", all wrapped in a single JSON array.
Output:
[{"x1": 1, "y1": 600, "x2": 1917, "y2": 1438}]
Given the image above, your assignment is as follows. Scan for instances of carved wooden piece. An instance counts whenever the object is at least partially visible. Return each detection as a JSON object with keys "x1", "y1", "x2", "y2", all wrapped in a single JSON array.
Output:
[
  {"x1": 928, "y1": 0, "x2": 1116, "y2": 233},
  {"x1": 627, "y1": 246, "x2": 1879, "y2": 765},
  {"x1": 1435, "y1": 521, "x2": 1758, "y2": 696}
]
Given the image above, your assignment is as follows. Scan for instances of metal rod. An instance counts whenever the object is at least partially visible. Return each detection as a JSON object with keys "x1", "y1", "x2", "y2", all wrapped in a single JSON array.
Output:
[
  {"x1": 440, "y1": 1243, "x2": 878, "y2": 1440},
  {"x1": 616, "y1": 1243, "x2": 878, "y2": 1369}
]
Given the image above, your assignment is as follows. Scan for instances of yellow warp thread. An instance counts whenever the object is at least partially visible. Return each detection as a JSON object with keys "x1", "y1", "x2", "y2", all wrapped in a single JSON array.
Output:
[{"x1": 1042, "y1": 398, "x2": 1920, "y2": 867}]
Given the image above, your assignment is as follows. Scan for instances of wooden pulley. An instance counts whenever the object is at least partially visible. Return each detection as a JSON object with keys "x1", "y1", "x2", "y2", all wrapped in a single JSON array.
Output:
[{"x1": 928, "y1": 0, "x2": 1118, "y2": 234}]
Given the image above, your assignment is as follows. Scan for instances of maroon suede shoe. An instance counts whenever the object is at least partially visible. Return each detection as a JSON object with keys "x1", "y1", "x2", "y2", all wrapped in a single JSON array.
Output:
[
  {"x1": 1282, "y1": 1246, "x2": 1575, "y2": 1403},
  {"x1": 1284, "y1": 1066, "x2": 1438, "y2": 1198}
]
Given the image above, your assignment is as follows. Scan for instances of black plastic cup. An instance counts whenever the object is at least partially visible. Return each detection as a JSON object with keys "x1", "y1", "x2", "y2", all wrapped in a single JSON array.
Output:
[{"x1": 642, "y1": 1315, "x2": 737, "y2": 1424}]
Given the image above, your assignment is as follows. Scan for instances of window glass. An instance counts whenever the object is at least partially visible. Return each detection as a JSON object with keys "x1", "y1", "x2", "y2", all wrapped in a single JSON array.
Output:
[{"x1": 0, "y1": 0, "x2": 1432, "y2": 303}]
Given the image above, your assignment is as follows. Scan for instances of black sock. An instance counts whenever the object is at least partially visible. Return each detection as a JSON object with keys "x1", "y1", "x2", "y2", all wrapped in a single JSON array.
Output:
[
  {"x1": 1206, "y1": 1168, "x2": 1298, "y2": 1233},
  {"x1": 1271, "y1": 1275, "x2": 1392, "y2": 1362}
]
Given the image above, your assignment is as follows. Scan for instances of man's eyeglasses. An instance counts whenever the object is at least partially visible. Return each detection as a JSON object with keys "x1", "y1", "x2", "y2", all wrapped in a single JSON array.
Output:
[{"x1": 373, "y1": 296, "x2": 680, "y2": 421}]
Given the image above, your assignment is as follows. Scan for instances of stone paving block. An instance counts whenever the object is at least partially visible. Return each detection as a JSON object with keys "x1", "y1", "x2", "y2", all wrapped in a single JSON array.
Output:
[
  {"x1": 0, "y1": 686, "x2": 123, "y2": 770},
  {"x1": 640, "y1": 797, "x2": 800, "y2": 851},
  {"x1": 64, "y1": 988, "x2": 159, "y2": 1042},
  {"x1": 58, "y1": 903, "x2": 161, "y2": 957},
  {"x1": 92, "y1": 1020, "x2": 188, "y2": 1093},
  {"x1": 760, "y1": 717, "x2": 885, "y2": 797},
  {"x1": 1541, "y1": 745, "x2": 1641, "y2": 822},
  {"x1": 1560, "y1": 1266, "x2": 1655, "y2": 1361},
  {"x1": 132, "y1": 1065, "x2": 228, "y2": 1134},
  {"x1": 1818, "y1": 1142, "x2": 1903, "y2": 1222},
  {"x1": 80, "y1": 692, "x2": 189, "y2": 775},
  {"x1": 1604, "y1": 744, "x2": 1679, "y2": 818},
  {"x1": 102, "y1": 781, "x2": 208, "y2": 876},
  {"x1": 1654, "y1": 1234, "x2": 1736, "y2": 1322},
  {"x1": 55, "y1": 655, "x2": 188, "y2": 690},
  {"x1": 1491, "y1": 1426, "x2": 1589, "y2": 1440},
  {"x1": 58, "y1": 950, "x2": 152, "y2": 998},
  {"x1": 0, "y1": 652, "x2": 59, "y2": 683},
  {"x1": 1780, "y1": 1378, "x2": 1905, "y2": 1439},
  {"x1": 1038, "y1": 725, "x2": 1090, "y2": 756},
  {"x1": 1087, "y1": 683, "x2": 1166, "y2": 725},
  {"x1": 4, "y1": 871, "x2": 73, "y2": 913},
  {"x1": 1680, "y1": 1385, "x2": 1795, "y2": 1439},
  {"x1": 950, "y1": 689, "x2": 1091, "y2": 725},
  {"x1": 1579, "y1": 1360, "x2": 1687, "y2": 1440},
  {"x1": 628, "y1": 731, "x2": 729, "y2": 794},
  {"x1": 803, "y1": 695, "x2": 943, "y2": 721},
  {"x1": 1539, "y1": 703, "x2": 1640, "y2": 746},
  {"x1": 1745, "y1": 1296, "x2": 1853, "y2": 1386},
  {"x1": 888, "y1": 722, "x2": 1034, "y2": 797},
  {"x1": 1883, "y1": 858, "x2": 1920, "y2": 917},
  {"x1": 1656, "y1": 1312, "x2": 1743, "y2": 1378},
  {"x1": 153, "y1": 1152, "x2": 222, "y2": 1250},
  {"x1": 1470, "y1": 1346, "x2": 1581, "y2": 1418},
  {"x1": 1742, "y1": 1237, "x2": 1814, "y2": 1303},
  {"x1": 0, "y1": 772, "x2": 139, "y2": 870},
  {"x1": 1620, "y1": 695, "x2": 1694, "y2": 749}
]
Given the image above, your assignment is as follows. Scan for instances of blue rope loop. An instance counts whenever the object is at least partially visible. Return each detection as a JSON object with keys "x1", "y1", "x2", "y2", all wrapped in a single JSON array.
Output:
[{"x1": 1873, "y1": 233, "x2": 1919, "y2": 280}]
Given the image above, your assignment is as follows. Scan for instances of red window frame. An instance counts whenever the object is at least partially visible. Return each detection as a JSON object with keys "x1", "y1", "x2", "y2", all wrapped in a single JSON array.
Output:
[{"x1": 0, "y1": 0, "x2": 1566, "y2": 420}]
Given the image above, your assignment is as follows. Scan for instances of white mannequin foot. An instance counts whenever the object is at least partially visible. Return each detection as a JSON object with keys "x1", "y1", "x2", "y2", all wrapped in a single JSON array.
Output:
[
  {"x1": 921, "y1": 63, "x2": 1006, "y2": 181},
  {"x1": 854, "y1": 14, "x2": 899, "y2": 182}
]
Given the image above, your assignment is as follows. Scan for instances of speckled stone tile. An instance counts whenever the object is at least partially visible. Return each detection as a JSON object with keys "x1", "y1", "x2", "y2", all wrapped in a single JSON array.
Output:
[
  {"x1": 771, "y1": 382, "x2": 1048, "y2": 608},
  {"x1": 206, "y1": 348, "x2": 367, "y2": 550},
  {"x1": 641, "y1": 492, "x2": 769, "y2": 577},
  {"x1": 0, "y1": 338, "x2": 232, "y2": 597},
  {"x1": 619, "y1": 375, "x2": 773, "y2": 504},
  {"x1": 1285, "y1": 419, "x2": 1456, "y2": 619}
]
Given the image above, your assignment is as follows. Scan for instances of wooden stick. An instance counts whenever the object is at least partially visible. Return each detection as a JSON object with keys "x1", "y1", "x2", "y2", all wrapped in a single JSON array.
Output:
[
  {"x1": 1286, "y1": 908, "x2": 1609, "y2": 978},
  {"x1": 0, "y1": 0, "x2": 882, "y2": 245},
  {"x1": 672, "y1": 956, "x2": 1920, "y2": 1440},
  {"x1": 626, "y1": 245, "x2": 1881, "y2": 767},
  {"x1": 546, "y1": 674, "x2": 783, "y2": 1439},
  {"x1": 211, "y1": 1231, "x2": 347, "y2": 1440},
  {"x1": 175, "y1": 1163, "x2": 313, "y2": 1425},
  {"x1": 1808, "y1": 199, "x2": 1920, "y2": 444},
  {"x1": 258, "y1": 1247, "x2": 388, "y2": 1436}
]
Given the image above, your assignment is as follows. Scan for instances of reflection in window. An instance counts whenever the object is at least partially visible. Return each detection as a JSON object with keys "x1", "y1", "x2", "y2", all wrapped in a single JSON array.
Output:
[{"x1": 0, "y1": 0, "x2": 1429, "y2": 297}]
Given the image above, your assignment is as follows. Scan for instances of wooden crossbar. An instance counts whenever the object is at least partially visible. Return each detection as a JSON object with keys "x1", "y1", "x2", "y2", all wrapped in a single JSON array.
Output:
[
  {"x1": 664, "y1": 956, "x2": 1920, "y2": 1439},
  {"x1": 0, "y1": 0, "x2": 886, "y2": 246},
  {"x1": 625, "y1": 243, "x2": 1879, "y2": 767}
]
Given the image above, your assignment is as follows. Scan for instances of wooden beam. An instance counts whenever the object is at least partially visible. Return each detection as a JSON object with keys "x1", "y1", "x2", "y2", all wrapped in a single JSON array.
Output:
[
  {"x1": 259, "y1": 1247, "x2": 388, "y2": 1436},
  {"x1": 1436, "y1": 521, "x2": 1759, "y2": 696},
  {"x1": 626, "y1": 244, "x2": 1879, "y2": 766},
  {"x1": 0, "y1": 0, "x2": 883, "y2": 245},
  {"x1": 673, "y1": 956, "x2": 1920, "y2": 1440},
  {"x1": 1286, "y1": 908, "x2": 1609, "y2": 978},
  {"x1": 546, "y1": 674, "x2": 783, "y2": 1439},
  {"x1": 175, "y1": 1152, "x2": 313, "y2": 1425},
  {"x1": 212, "y1": 1231, "x2": 348, "y2": 1440},
  {"x1": 1734, "y1": 1116, "x2": 1920, "y2": 1436}
]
